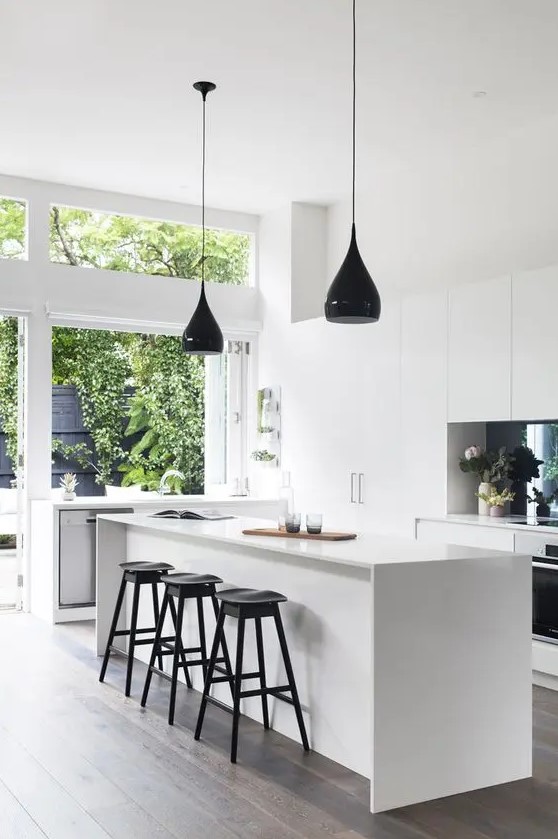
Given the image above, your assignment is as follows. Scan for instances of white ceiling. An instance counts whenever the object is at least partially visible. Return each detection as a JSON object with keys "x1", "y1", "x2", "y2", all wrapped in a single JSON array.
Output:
[
  {"x1": 3, "y1": 0, "x2": 558, "y2": 288},
  {"x1": 2, "y1": 0, "x2": 558, "y2": 212}
]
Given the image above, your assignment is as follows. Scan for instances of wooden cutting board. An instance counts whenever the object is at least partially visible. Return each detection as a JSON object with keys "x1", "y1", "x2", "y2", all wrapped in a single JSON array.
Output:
[{"x1": 242, "y1": 528, "x2": 357, "y2": 542}]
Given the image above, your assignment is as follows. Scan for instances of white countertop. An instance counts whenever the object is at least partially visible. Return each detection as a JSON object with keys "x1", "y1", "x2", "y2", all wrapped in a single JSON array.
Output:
[
  {"x1": 98, "y1": 513, "x2": 521, "y2": 571},
  {"x1": 34, "y1": 495, "x2": 279, "y2": 511},
  {"x1": 418, "y1": 513, "x2": 558, "y2": 534}
]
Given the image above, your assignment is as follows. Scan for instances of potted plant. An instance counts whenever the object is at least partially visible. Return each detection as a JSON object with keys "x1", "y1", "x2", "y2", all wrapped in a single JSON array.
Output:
[
  {"x1": 250, "y1": 449, "x2": 277, "y2": 468},
  {"x1": 259, "y1": 426, "x2": 275, "y2": 441},
  {"x1": 528, "y1": 488, "x2": 557, "y2": 519},
  {"x1": 508, "y1": 446, "x2": 544, "y2": 516},
  {"x1": 60, "y1": 472, "x2": 79, "y2": 501},
  {"x1": 476, "y1": 487, "x2": 515, "y2": 518},
  {"x1": 459, "y1": 446, "x2": 512, "y2": 516}
]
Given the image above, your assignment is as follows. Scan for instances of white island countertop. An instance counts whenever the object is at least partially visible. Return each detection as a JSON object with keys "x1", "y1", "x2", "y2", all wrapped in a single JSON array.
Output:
[{"x1": 98, "y1": 512, "x2": 518, "y2": 571}]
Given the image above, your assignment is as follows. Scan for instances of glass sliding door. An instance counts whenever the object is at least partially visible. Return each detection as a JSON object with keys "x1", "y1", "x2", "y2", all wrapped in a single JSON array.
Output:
[
  {"x1": 204, "y1": 340, "x2": 250, "y2": 496},
  {"x1": 50, "y1": 326, "x2": 249, "y2": 500},
  {"x1": 0, "y1": 315, "x2": 26, "y2": 611}
]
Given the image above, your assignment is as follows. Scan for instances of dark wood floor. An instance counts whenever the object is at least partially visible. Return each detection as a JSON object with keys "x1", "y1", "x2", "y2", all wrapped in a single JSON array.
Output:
[{"x1": 2, "y1": 616, "x2": 558, "y2": 839}]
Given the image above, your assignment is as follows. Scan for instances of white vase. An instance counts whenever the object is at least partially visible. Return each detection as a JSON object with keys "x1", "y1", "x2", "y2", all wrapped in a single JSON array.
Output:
[
  {"x1": 63, "y1": 491, "x2": 76, "y2": 501},
  {"x1": 477, "y1": 482, "x2": 493, "y2": 516}
]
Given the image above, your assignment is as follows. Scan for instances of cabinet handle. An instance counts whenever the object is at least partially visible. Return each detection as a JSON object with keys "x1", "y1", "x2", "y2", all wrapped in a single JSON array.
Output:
[
  {"x1": 358, "y1": 473, "x2": 364, "y2": 504},
  {"x1": 350, "y1": 472, "x2": 357, "y2": 503},
  {"x1": 86, "y1": 518, "x2": 97, "y2": 524}
]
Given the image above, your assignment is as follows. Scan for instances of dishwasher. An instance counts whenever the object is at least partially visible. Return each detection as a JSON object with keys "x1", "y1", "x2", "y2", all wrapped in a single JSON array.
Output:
[{"x1": 59, "y1": 508, "x2": 133, "y2": 607}]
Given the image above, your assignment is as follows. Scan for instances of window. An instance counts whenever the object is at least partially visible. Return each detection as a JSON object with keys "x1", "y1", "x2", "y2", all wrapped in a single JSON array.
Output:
[
  {"x1": 50, "y1": 327, "x2": 249, "y2": 496},
  {"x1": 0, "y1": 197, "x2": 26, "y2": 260},
  {"x1": 49, "y1": 205, "x2": 251, "y2": 285}
]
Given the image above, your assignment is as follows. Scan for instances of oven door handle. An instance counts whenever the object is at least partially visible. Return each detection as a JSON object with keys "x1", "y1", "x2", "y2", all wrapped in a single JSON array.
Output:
[{"x1": 533, "y1": 561, "x2": 558, "y2": 569}]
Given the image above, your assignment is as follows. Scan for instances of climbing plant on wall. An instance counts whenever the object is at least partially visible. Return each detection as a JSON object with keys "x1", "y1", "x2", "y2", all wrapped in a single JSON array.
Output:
[
  {"x1": 52, "y1": 328, "x2": 131, "y2": 485},
  {"x1": 0, "y1": 318, "x2": 18, "y2": 465}
]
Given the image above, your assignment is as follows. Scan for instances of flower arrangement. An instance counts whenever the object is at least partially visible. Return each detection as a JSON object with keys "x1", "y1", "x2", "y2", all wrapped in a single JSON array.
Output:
[
  {"x1": 476, "y1": 487, "x2": 515, "y2": 507},
  {"x1": 459, "y1": 446, "x2": 512, "y2": 484}
]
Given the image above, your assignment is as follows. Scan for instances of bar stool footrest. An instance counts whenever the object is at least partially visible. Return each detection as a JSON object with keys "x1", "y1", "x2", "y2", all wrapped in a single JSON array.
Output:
[
  {"x1": 240, "y1": 685, "x2": 291, "y2": 699},
  {"x1": 113, "y1": 627, "x2": 158, "y2": 637}
]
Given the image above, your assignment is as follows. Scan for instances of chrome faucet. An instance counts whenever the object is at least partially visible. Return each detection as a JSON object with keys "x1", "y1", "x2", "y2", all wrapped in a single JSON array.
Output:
[{"x1": 158, "y1": 469, "x2": 186, "y2": 495}]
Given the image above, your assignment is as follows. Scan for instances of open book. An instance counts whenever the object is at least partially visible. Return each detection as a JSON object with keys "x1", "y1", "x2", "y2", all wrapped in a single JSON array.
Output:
[{"x1": 151, "y1": 509, "x2": 234, "y2": 521}]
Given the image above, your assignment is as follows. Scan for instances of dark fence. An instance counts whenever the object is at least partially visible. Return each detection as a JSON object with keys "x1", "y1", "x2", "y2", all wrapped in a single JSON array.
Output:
[{"x1": 0, "y1": 385, "x2": 135, "y2": 495}]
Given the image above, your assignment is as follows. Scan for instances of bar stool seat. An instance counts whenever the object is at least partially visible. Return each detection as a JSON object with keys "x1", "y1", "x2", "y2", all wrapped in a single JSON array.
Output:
[
  {"x1": 99, "y1": 561, "x2": 175, "y2": 696},
  {"x1": 195, "y1": 587, "x2": 310, "y2": 763},
  {"x1": 161, "y1": 572, "x2": 224, "y2": 586},
  {"x1": 217, "y1": 588, "x2": 287, "y2": 605},
  {"x1": 120, "y1": 561, "x2": 175, "y2": 573}
]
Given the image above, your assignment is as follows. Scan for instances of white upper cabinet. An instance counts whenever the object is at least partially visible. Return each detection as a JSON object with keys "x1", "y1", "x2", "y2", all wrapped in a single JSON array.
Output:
[
  {"x1": 447, "y1": 276, "x2": 512, "y2": 422},
  {"x1": 512, "y1": 265, "x2": 558, "y2": 420}
]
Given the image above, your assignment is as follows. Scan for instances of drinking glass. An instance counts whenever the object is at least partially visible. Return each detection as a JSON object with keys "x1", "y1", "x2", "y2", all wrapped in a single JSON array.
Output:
[
  {"x1": 306, "y1": 514, "x2": 323, "y2": 534},
  {"x1": 285, "y1": 512, "x2": 301, "y2": 533}
]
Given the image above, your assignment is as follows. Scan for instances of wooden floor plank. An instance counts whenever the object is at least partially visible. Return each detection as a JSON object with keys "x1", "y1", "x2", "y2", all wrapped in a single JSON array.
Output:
[
  {"x1": 0, "y1": 778, "x2": 48, "y2": 839},
  {"x1": 88, "y1": 801, "x2": 178, "y2": 839},
  {"x1": 0, "y1": 726, "x2": 111, "y2": 839}
]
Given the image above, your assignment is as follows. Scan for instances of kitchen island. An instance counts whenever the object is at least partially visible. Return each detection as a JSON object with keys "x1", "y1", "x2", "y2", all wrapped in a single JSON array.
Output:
[{"x1": 97, "y1": 513, "x2": 532, "y2": 813}]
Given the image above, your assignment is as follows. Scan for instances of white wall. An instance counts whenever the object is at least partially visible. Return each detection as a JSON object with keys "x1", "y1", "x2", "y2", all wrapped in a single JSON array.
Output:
[{"x1": 259, "y1": 205, "x2": 405, "y2": 534}]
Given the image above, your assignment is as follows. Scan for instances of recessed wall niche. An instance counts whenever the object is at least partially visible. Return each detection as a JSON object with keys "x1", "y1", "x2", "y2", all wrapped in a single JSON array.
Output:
[{"x1": 447, "y1": 420, "x2": 558, "y2": 515}]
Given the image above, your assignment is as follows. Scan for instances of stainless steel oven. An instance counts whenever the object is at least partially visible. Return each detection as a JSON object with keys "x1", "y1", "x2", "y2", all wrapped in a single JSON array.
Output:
[{"x1": 516, "y1": 531, "x2": 558, "y2": 643}]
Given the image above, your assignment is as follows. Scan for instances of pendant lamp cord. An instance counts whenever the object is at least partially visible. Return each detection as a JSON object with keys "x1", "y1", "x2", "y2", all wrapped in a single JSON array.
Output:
[
  {"x1": 201, "y1": 91, "x2": 207, "y2": 284},
  {"x1": 352, "y1": 0, "x2": 356, "y2": 227}
]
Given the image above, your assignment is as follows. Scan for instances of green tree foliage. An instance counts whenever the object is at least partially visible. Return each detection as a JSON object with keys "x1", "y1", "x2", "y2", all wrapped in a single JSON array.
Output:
[
  {"x1": 0, "y1": 318, "x2": 18, "y2": 463},
  {"x1": 0, "y1": 198, "x2": 26, "y2": 259},
  {"x1": 543, "y1": 425, "x2": 558, "y2": 483},
  {"x1": 50, "y1": 206, "x2": 250, "y2": 284},
  {"x1": 119, "y1": 336, "x2": 205, "y2": 492},
  {"x1": 48, "y1": 328, "x2": 206, "y2": 491}
]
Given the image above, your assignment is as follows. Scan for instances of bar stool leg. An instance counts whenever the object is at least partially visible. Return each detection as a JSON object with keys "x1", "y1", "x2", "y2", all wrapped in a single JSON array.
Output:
[
  {"x1": 211, "y1": 595, "x2": 235, "y2": 700},
  {"x1": 273, "y1": 606, "x2": 310, "y2": 752},
  {"x1": 255, "y1": 617, "x2": 270, "y2": 730},
  {"x1": 99, "y1": 573, "x2": 127, "y2": 683},
  {"x1": 125, "y1": 581, "x2": 141, "y2": 697},
  {"x1": 231, "y1": 616, "x2": 246, "y2": 764},
  {"x1": 151, "y1": 582, "x2": 164, "y2": 672},
  {"x1": 194, "y1": 604, "x2": 226, "y2": 740},
  {"x1": 196, "y1": 597, "x2": 208, "y2": 684},
  {"x1": 168, "y1": 596, "x2": 192, "y2": 689},
  {"x1": 168, "y1": 593, "x2": 185, "y2": 725},
  {"x1": 141, "y1": 590, "x2": 169, "y2": 707}
]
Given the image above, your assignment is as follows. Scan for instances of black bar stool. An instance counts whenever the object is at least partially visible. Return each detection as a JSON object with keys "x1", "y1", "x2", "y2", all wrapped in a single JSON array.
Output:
[
  {"x1": 99, "y1": 561, "x2": 175, "y2": 696},
  {"x1": 141, "y1": 572, "x2": 234, "y2": 725},
  {"x1": 194, "y1": 588, "x2": 310, "y2": 763}
]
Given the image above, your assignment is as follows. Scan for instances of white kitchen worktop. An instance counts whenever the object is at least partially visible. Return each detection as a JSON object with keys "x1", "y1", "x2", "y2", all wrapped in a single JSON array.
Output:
[
  {"x1": 96, "y1": 512, "x2": 531, "y2": 813},
  {"x1": 48, "y1": 494, "x2": 273, "y2": 510},
  {"x1": 98, "y1": 513, "x2": 515, "y2": 571},
  {"x1": 419, "y1": 513, "x2": 558, "y2": 534}
]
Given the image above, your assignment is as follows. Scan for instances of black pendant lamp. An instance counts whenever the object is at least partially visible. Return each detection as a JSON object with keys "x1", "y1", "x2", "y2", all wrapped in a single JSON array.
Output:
[
  {"x1": 324, "y1": 0, "x2": 381, "y2": 324},
  {"x1": 182, "y1": 81, "x2": 224, "y2": 355}
]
